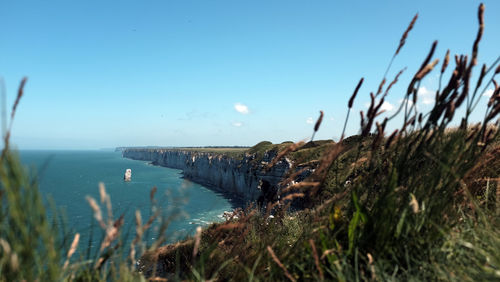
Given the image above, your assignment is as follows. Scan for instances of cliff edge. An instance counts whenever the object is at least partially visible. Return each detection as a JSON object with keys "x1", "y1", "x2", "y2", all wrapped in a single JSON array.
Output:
[{"x1": 121, "y1": 144, "x2": 312, "y2": 202}]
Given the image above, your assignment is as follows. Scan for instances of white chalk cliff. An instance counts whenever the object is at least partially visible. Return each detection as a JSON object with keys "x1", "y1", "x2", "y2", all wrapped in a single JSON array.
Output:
[{"x1": 122, "y1": 149, "x2": 308, "y2": 202}]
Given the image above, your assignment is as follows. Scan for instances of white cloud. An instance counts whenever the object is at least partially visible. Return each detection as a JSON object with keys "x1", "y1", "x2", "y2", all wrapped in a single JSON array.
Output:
[
  {"x1": 422, "y1": 98, "x2": 434, "y2": 105},
  {"x1": 483, "y1": 88, "x2": 494, "y2": 98},
  {"x1": 306, "y1": 117, "x2": 314, "y2": 124},
  {"x1": 418, "y1": 86, "x2": 431, "y2": 96},
  {"x1": 232, "y1": 122, "x2": 243, "y2": 127},
  {"x1": 234, "y1": 103, "x2": 249, "y2": 114},
  {"x1": 380, "y1": 101, "x2": 394, "y2": 111},
  {"x1": 418, "y1": 86, "x2": 434, "y2": 105},
  {"x1": 364, "y1": 101, "x2": 394, "y2": 112}
]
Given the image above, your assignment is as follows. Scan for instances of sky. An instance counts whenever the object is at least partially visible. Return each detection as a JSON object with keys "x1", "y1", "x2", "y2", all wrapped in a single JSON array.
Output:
[{"x1": 1, "y1": 0, "x2": 499, "y2": 150}]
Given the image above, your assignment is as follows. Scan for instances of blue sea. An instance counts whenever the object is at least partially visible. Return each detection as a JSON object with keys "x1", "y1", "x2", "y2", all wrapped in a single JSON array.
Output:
[{"x1": 19, "y1": 150, "x2": 236, "y2": 251}]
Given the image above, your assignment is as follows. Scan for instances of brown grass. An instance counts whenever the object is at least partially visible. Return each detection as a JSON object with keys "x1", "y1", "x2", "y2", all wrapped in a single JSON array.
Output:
[{"x1": 395, "y1": 13, "x2": 418, "y2": 55}]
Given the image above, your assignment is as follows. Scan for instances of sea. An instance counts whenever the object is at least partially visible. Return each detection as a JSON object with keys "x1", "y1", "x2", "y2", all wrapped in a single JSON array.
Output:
[{"x1": 19, "y1": 150, "x2": 237, "y2": 253}]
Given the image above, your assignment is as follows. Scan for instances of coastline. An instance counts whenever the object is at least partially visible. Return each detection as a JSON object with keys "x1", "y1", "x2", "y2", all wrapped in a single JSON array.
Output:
[{"x1": 121, "y1": 147, "x2": 304, "y2": 205}]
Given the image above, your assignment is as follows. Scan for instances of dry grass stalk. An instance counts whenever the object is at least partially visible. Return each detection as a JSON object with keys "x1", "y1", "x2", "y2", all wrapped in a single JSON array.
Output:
[
  {"x1": 445, "y1": 101, "x2": 456, "y2": 120},
  {"x1": 488, "y1": 80, "x2": 498, "y2": 105},
  {"x1": 85, "y1": 196, "x2": 106, "y2": 229},
  {"x1": 0, "y1": 238, "x2": 11, "y2": 254},
  {"x1": 374, "y1": 110, "x2": 386, "y2": 119},
  {"x1": 10, "y1": 77, "x2": 27, "y2": 123},
  {"x1": 267, "y1": 246, "x2": 296, "y2": 282},
  {"x1": 280, "y1": 167, "x2": 311, "y2": 187},
  {"x1": 348, "y1": 78, "x2": 364, "y2": 109},
  {"x1": 475, "y1": 64, "x2": 487, "y2": 92},
  {"x1": 311, "y1": 111, "x2": 324, "y2": 141},
  {"x1": 360, "y1": 111, "x2": 365, "y2": 129},
  {"x1": 385, "y1": 129, "x2": 400, "y2": 149},
  {"x1": 150, "y1": 186, "x2": 158, "y2": 204},
  {"x1": 372, "y1": 120, "x2": 387, "y2": 149},
  {"x1": 314, "y1": 144, "x2": 344, "y2": 182},
  {"x1": 471, "y1": 3, "x2": 484, "y2": 66},
  {"x1": 142, "y1": 210, "x2": 160, "y2": 232},
  {"x1": 441, "y1": 50, "x2": 450, "y2": 73},
  {"x1": 395, "y1": 13, "x2": 418, "y2": 55},
  {"x1": 408, "y1": 40, "x2": 438, "y2": 94},
  {"x1": 314, "y1": 190, "x2": 350, "y2": 214},
  {"x1": 401, "y1": 116, "x2": 416, "y2": 133},
  {"x1": 100, "y1": 215, "x2": 124, "y2": 251},
  {"x1": 129, "y1": 246, "x2": 136, "y2": 268},
  {"x1": 362, "y1": 92, "x2": 388, "y2": 137},
  {"x1": 0, "y1": 238, "x2": 18, "y2": 271},
  {"x1": 486, "y1": 103, "x2": 500, "y2": 122},
  {"x1": 129, "y1": 210, "x2": 144, "y2": 266},
  {"x1": 280, "y1": 182, "x2": 320, "y2": 195},
  {"x1": 98, "y1": 182, "x2": 113, "y2": 226},
  {"x1": 309, "y1": 239, "x2": 324, "y2": 280},
  {"x1": 488, "y1": 82, "x2": 500, "y2": 107},
  {"x1": 135, "y1": 210, "x2": 143, "y2": 239},
  {"x1": 454, "y1": 54, "x2": 460, "y2": 67},
  {"x1": 266, "y1": 141, "x2": 305, "y2": 170},
  {"x1": 416, "y1": 58, "x2": 440, "y2": 80},
  {"x1": 10, "y1": 253, "x2": 18, "y2": 271},
  {"x1": 1, "y1": 77, "x2": 27, "y2": 162},
  {"x1": 281, "y1": 193, "x2": 305, "y2": 202},
  {"x1": 63, "y1": 233, "x2": 80, "y2": 269},
  {"x1": 342, "y1": 77, "x2": 364, "y2": 140},
  {"x1": 377, "y1": 78, "x2": 386, "y2": 96},
  {"x1": 367, "y1": 253, "x2": 373, "y2": 264},
  {"x1": 314, "y1": 111, "x2": 324, "y2": 132},
  {"x1": 367, "y1": 253, "x2": 377, "y2": 280},
  {"x1": 99, "y1": 182, "x2": 106, "y2": 204},
  {"x1": 320, "y1": 249, "x2": 337, "y2": 260},
  {"x1": 409, "y1": 194, "x2": 420, "y2": 213},
  {"x1": 384, "y1": 68, "x2": 406, "y2": 96},
  {"x1": 351, "y1": 157, "x2": 368, "y2": 168},
  {"x1": 149, "y1": 277, "x2": 168, "y2": 282},
  {"x1": 192, "y1": 226, "x2": 202, "y2": 260}
]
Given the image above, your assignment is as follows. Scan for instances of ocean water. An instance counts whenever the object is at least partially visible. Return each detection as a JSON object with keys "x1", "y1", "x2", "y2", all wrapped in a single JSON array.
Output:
[{"x1": 19, "y1": 150, "x2": 236, "y2": 250}]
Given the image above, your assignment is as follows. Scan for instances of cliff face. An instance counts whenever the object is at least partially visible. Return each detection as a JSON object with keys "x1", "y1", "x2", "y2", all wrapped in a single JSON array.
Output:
[{"x1": 122, "y1": 149, "x2": 300, "y2": 202}]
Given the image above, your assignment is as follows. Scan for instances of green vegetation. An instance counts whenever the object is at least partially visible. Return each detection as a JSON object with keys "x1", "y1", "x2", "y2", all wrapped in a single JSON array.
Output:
[
  {"x1": 174, "y1": 147, "x2": 249, "y2": 159},
  {"x1": 126, "y1": 147, "x2": 250, "y2": 159},
  {"x1": 1, "y1": 3, "x2": 500, "y2": 281}
]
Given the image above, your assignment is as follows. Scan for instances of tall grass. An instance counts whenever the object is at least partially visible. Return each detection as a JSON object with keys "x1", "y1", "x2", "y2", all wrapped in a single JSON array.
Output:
[
  {"x1": 1, "y1": 2, "x2": 500, "y2": 281},
  {"x1": 171, "y1": 3, "x2": 500, "y2": 281}
]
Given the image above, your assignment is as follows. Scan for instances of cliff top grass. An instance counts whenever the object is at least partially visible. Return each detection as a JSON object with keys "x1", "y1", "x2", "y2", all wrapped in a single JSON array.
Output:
[
  {"x1": 123, "y1": 141, "x2": 337, "y2": 162},
  {"x1": 173, "y1": 147, "x2": 249, "y2": 158},
  {"x1": 123, "y1": 146, "x2": 250, "y2": 158}
]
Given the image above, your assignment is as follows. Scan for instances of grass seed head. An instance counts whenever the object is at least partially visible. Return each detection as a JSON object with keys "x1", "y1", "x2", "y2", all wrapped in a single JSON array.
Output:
[
  {"x1": 314, "y1": 110, "x2": 324, "y2": 132},
  {"x1": 396, "y1": 13, "x2": 418, "y2": 55},
  {"x1": 348, "y1": 78, "x2": 364, "y2": 108},
  {"x1": 441, "y1": 49, "x2": 450, "y2": 73}
]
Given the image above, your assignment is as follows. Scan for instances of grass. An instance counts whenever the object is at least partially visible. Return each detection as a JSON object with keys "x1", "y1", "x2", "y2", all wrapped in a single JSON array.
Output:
[
  {"x1": 123, "y1": 147, "x2": 250, "y2": 160},
  {"x1": 1, "y1": 2, "x2": 500, "y2": 281}
]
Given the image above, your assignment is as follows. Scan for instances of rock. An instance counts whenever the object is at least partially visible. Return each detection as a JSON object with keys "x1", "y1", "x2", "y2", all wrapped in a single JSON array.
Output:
[{"x1": 124, "y1": 169, "x2": 132, "y2": 181}]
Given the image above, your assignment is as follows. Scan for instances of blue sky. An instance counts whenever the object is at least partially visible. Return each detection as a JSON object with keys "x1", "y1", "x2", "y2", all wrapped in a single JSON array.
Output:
[{"x1": 1, "y1": 0, "x2": 499, "y2": 149}]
